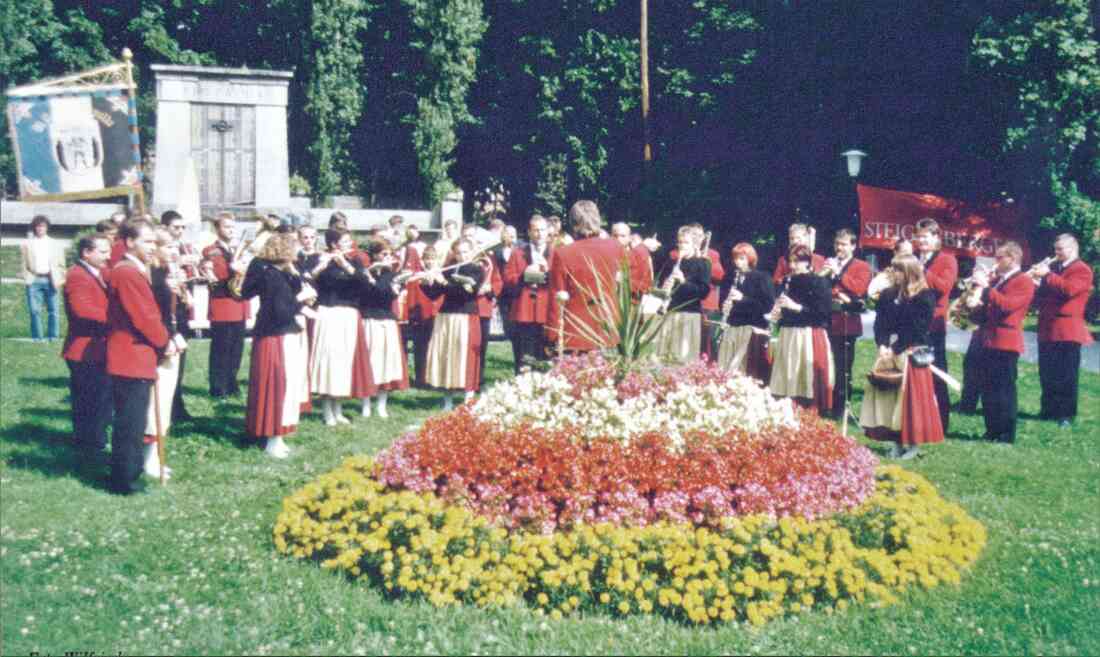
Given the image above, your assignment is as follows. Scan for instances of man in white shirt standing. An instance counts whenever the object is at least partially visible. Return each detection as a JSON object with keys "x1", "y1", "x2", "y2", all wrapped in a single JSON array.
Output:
[{"x1": 21, "y1": 215, "x2": 64, "y2": 342}]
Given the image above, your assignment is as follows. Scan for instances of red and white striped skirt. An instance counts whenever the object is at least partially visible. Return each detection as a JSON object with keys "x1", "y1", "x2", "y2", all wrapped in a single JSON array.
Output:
[
  {"x1": 861, "y1": 354, "x2": 944, "y2": 446},
  {"x1": 717, "y1": 325, "x2": 772, "y2": 383},
  {"x1": 309, "y1": 305, "x2": 373, "y2": 399},
  {"x1": 425, "y1": 313, "x2": 481, "y2": 392},
  {"x1": 769, "y1": 326, "x2": 834, "y2": 414},
  {"x1": 246, "y1": 331, "x2": 308, "y2": 438},
  {"x1": 363, "y1": 318, "x2": 409, "y2": 393}
]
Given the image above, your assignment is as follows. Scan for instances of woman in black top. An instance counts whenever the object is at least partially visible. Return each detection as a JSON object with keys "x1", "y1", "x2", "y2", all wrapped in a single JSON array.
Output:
[
  {"x1": 768, "y1": 245, "x2": 834, "y2": 414},
  {"x1": 717, "y1": 242, "x2": 775, "y2": 382},
  {"x1": 653, "y1": 226, "x2": 712, "y2": 364},
  {"x1": 420, "y1": 237, "x2": 486, "y2": 410},
  {"x1": 308, "y1": 228, "x2": 374, "y2": 427},
  {"x1": 141, "y1": 228, "x2": 191, "y2": 478},
  {"x1": 860, "y1": 254, "x2": 944, "y2": 458},
  {"x1": 357, "y1": 239, "x2": 409, "y2": 419}
]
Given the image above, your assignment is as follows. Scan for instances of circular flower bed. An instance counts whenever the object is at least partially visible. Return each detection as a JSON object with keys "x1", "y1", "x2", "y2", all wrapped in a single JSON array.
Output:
[
  {"x1": 274, "y1": 353, "x2": 986, "y2": 625},
  {"x1": 274, "y1": 460, "x2": 986, "y2": 625}
]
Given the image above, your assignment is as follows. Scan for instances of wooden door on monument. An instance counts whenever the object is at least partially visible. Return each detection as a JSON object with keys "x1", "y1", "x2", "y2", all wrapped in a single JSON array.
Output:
[{"x1": 191, "y1": 104, "x2": 256, "y2": 209}]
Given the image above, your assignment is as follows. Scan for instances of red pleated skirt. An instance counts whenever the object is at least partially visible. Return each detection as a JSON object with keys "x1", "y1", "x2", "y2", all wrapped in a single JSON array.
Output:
[
  {"x1": 746, "y1": 332, "x2": 772, "y2": 383},
  {"x1": 246, "y1": 334, "x2": 298, "y2": 439},
  {"x1": 350, "y1": 319, "x2": 374, "y2": 399},
  {"x1": 900, "y1": 364, "x2": 944, "y2": 446},
  {"x1": 810, "y1": 327, "x2": 833, "y2": 414}
]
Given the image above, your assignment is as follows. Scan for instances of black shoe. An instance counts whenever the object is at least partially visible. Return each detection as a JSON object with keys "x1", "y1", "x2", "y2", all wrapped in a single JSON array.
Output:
[
  {"x1": 108, "y1": 479, "x2": 148, "y2": 495},
  {"x1": 955, "y1": 404, "x2": 977, "y2": 415},
  {"x1": 173, "y1": 410, "x2": 195, "y2": 422}
]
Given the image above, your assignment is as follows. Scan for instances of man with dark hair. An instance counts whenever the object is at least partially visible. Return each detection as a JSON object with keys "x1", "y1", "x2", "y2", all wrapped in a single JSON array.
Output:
[
  {"x1": 21, "y1": 215, "x2": 63, "y2": 342},
  {"x1": 772, "y1": 222, "x2": 825, "y2": 284},
  {"x1": 915, "y1": 218, "x2": 958, "y2": 433},
  {"x1": 967, "y1": 241, "x2": 1034, "y2": 443},
  {"x1": 823, "y1": 228, "x2": 871, "y2": 419},
  {"x1": 503, "y1": 215, "x2": 552, "y2": 373},
  {"x1": 106, "y1": 219, "x2": 170, "y2": 493},
  {"x1": 201, "y1": 213, "x2": 249, "y2": 398},
  {"x1": 63, "y1": 234, "x2": 113, "y2": 457}
]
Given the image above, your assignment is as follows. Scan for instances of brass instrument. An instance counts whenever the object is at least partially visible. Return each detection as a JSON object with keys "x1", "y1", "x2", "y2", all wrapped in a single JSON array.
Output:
[
  {"x1": 947, "y1": 265, "x2": 991, "y2": 330},
  {"x1": 1028, "y1": 256, "x2": 1056, "y2": 284},
  {"x1": 226, "y1": 228, "x2": 261, "y2": 299},
  {"x1": 657, "y1": 251, "x2": 685, "y2": 314}
]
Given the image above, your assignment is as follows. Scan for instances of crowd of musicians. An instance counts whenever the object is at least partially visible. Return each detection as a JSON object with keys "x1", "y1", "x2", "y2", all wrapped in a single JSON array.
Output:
[{"x1": 50, "y1": 200, "x2": 1094, "y2": 493}]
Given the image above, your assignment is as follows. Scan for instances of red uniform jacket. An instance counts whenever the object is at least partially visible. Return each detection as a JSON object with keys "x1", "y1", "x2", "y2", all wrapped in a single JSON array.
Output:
[
  {"x1": 475, "y1": 258, "x2": 504, "y2": 319},
  {"x1": 108, "y1": 238, "x2": 127, "y2": 267},
  {"x1": 922, "y1": 250, "x2": 958, "y2": 333},
  {"x1": 106, "y1": 259, "x2": 170, "y2": 380},
  {"x1": 670, "y1": 248, "x2": 724, "y2": 311},
  {"x1": 1037, "y1": 259, "x2": 1095, "y2": 345},
  {"x1": 62, "y1": 262, "x2": 110, "y2": 363},
  {"x1": 976, "y1": 270, "x2": 1035, "y2": 354},
  {"x1": 393, "y1": 246, "x2": 424, "y2": 321},
  {"x1": 406, "y1": 279, "x2": 444, "y2": 322},
  {"x1": 202, "y1": 243, "x2": 249, "y2": 322},
  {"x1": 829, "y1": 257, "x2": 872, "y2": 336},
  {"x1": 503, "y1": 243, "x2": 553, "y2": 324},
  {"x1": 773, "y1": 253, "x2": 826, "y2": 285},
  {"x1": 548, "y1": 237, "x2": 638, "y2": 351},
  {"x1": 631, "y1": 244, "x2": 654, "y2": 293}
]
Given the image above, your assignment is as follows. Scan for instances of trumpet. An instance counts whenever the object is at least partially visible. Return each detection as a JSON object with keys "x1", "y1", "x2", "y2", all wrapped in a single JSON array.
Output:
[
  {"x1": 226, "y1": 232, "x2": 259, "y2": 299},
  {"x1": 1028, "y1": 256, "x2": 1056, "y2": 283}
]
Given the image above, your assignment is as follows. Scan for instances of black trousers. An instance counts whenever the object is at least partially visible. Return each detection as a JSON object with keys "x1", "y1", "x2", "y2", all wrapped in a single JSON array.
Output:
[
  {"x1": 958, "y1": 335, "x2": 987, "y2": 412},
  {"x1": 980, "y1": 348, "x2": 1019, "y2": 442},
  {"x1": 829, "y1": 333, "x2": 859, "y2": 414},
  {"x1": 1039, "y1": 341, "x2": 1082, "y2": 420},
  {"x1": 478, "y1": 317, "x2": 491, "y2": 386},
  {"x1": 67, "y1": 359, "x2": 112, "y2": 452},
  {"x1": 513, "y1": 322, "x2": 548, "y2": 374},
  {"x1": 930, "y1": 330, "x2": 950, "y2": 433},
  {"x1": 110, "y1": 375, "x2": 152, "y2": 493},
  {"x1": 171, "y1": 349, "x2": 189, "y2": 420},
  {"x1": 208, "y1": 320, "x2": 245, "y2": 397},
  {"x1": 411, "y1": 319, "x2": 434, "y2": 387}
]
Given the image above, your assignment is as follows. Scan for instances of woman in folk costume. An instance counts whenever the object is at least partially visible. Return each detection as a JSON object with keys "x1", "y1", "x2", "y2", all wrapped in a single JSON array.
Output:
[
  {"x1": 239, "y1": 232, "x2": 317, "y2": 458},
  {"x1": 309, "y1": 228, "x2": 374, "y2": 426},
  {"x1": 653, "y1": 226, "x2": 712, "y2": 363},
  {"x1": 717, "y1": 242, "x2": 775, "y2": 382},
  {"x1": 421, "y1": 238, "x2": 486, "y2": 410},
  {"x1": 860, "y1": 255, "x2": 943, "y2": 459},
  {"x1": 141, "y1": 228, "x2": 191, "y2": 479},
  {"x1": 358, "y1": 239, "x2": 410, "y2": 418},
  {"x1": 406, "y1": 244, "x2": 444, "y2": 387},
  {"x1": 768, "y1": 245, "x2": 834, "y2": 414}
]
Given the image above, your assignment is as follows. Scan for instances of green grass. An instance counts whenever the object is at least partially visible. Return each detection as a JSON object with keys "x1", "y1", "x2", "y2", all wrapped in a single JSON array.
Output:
[{"x1": 2, "y1": 283, "x2": 1099, "y2": 655}]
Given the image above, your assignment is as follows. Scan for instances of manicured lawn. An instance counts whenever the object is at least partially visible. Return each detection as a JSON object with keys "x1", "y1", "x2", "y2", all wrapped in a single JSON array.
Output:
[{"x1": 2, "y1": 265, "x2": 1099, "y2": 654}]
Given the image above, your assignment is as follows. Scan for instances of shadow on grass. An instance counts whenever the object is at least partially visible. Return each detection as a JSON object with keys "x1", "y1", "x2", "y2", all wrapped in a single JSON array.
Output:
[
  {"x1": 20, "y1": 406, "x2": 72, "y2": 421},
  {"x1": 1, "y1": 421, "x2": 111, "y2": 491},
  {"x1": 16, "y1": 375, "x2": 70, "y2": 388}
]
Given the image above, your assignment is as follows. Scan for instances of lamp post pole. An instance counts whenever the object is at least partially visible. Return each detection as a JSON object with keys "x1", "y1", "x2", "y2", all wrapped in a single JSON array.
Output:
[{"x1": 839, "y1": 149, "x2": 866, "y2": 436}]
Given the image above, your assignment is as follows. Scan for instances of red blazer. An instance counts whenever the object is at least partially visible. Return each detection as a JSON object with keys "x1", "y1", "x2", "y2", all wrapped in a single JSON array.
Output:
[
  {"x1": 106, "y1": 259, "x2": 170, "y2": 380},
  {"x1": 62, "y1": 263, "x2": 110, "y2": 363},
  {"x1": 829, "y1": 258, "x2": 872, "y2": 336},
  {"x1": 406, "y1": 279, "x2": 444, "y2": 322},
  {"x1": 108, "y1": 238, "x2": 127, "y2": 267},
  {"x1": 393, "y1": 246, "x2": 424, "y2": 321},
  {"x1": 547, "y1": 237, "x2": 632, "y2": 351},
  {"x1": 630, "y1": 244, "x2": 654, "y2": 294},
  {"x1": 976, "y1": 270, "x2": 1036, "y2": 354},
  {"x1": 503, "y1": 243, "x2": 553, "y2": 324},
  {"x1": 1037, "y1": 259, "x2": 1094, "y2": 345},
  {"x1": 670, "y1": 248, "x2": 723, "y2": 311},
  {"x1": 773, "y1": 253, "x2": 826, "y2": 285},
  {"x1": 202, "y1": 243, "x2": 249, "y2": 322},
  {"x1": 475, "y1": 259, "x2": 504, "y2": 319},
  {"x1": 922, "y1": 250, "x2": 958, "y2": 333}
]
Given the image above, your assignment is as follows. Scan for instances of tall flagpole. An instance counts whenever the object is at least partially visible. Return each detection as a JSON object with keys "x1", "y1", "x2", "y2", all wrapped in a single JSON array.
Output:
[
  {"x1": 121, "y1": 48, "x2": 146, "y2": 215},
  {"x1": 640, "y1": 0, "x2": 652, "y2": 171}
]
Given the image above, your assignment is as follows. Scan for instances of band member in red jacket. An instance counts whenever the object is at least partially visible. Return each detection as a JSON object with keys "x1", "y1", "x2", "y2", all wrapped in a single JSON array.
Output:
[
  {"x1": 63, "y1": 234, "x2": 113, "y2": 456},
  {"x1": 503, "y1": 215, "x2": 553, "y2": 373},
  {"x1": 201, "y1": 214, "x2": 250, "y2": 399},
  {"x1": 915, "y1": 218, "x2": 958, "y2": 433},
  {"x1": 1030, "y1": 233, "x2": 1095, "y2": 428},
  {"x1": 824, "y1": 229, "x2": 872, "y2": 418},
  {"x1": 967, "y1": 241, "x2": 1035, "y2": 444},
  {"x1": 772, "y1": 223, "x2": 826, "y2": 284},
  {"x1": 105, "y1": 219, "x2": 170, "y2": 494},
  {"x1": 548, "y1": 201, "x2": 650, "y2": 352}
]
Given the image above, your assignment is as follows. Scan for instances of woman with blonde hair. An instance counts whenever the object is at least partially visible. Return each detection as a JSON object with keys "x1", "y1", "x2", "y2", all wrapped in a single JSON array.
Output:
[
  {"x1": 421, "y1": 238, "x2": 485, "y2": 410},
  {"x1": 860, "y1": 255, "x2": 944, "y2": 458},
  {"x1": 716, "y1": 242, "x2": 774, "y2": 381},
  {"x1": 240, "y1": 232, "x2": 316, "y2": 457}
]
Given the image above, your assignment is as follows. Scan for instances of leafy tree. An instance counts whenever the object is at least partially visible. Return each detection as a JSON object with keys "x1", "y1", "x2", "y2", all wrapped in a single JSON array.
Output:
[{"x1": 405, "y1": 0, "x2": 487, "y2": 206}]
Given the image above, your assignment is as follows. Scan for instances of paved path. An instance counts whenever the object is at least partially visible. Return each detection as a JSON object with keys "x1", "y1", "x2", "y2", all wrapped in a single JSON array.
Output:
[{"x1": 860, "y1": 312, "x2": 1099, "y2": 374}]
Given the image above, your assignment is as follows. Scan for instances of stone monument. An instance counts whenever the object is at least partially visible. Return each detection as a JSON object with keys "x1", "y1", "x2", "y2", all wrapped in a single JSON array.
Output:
[{"x1": 150, "y1": 64, "x2": 293, "y2": 217}]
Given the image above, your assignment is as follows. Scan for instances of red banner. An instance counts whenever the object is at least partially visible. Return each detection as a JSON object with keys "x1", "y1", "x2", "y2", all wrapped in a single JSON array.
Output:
[{"x1": 858, "y1": 184, "x2": 1029, "y2": 259}]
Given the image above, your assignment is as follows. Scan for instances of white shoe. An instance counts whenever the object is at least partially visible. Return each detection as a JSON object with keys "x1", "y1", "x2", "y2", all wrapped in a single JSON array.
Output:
[
  {"x1": 463, "y1": 391, "x2": 475, "y2": 404},
  {"x1": 322, "y1": 399, "x2": 337, "y2": 426},
  {"x1": 442, "y1": 395, "x2": 454, "y2": 412},
  {"x1": 333, "y1": 401, "x2": 350, "y2": 424},
  {"x1": 361, "y1": 399, "x2": 372, "y2": 418},
  {"x1": 265, "y1": 437, "x2": 290, "y2": 459},
  {"x1": 376, "y1": 393, "x2": 389, "y2": 418},
  {"x1": 887, "y1": 444, "x2": 903, "y2": 458},
  {"x1": 143, "y1": 445, "x2": 172, "y2": 479},
  {"x1": 899, "y1": 446, "x2": 920, "y2": 460}
]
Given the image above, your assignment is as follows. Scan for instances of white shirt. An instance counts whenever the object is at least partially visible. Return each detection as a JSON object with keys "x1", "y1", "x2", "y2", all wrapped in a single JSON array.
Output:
[
  {"x1": 28, "y1": 237, "x2": 53, "y2": 275},
  {"x1": 79, "y1": 259, "x2": 106, "y2": 287}
]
